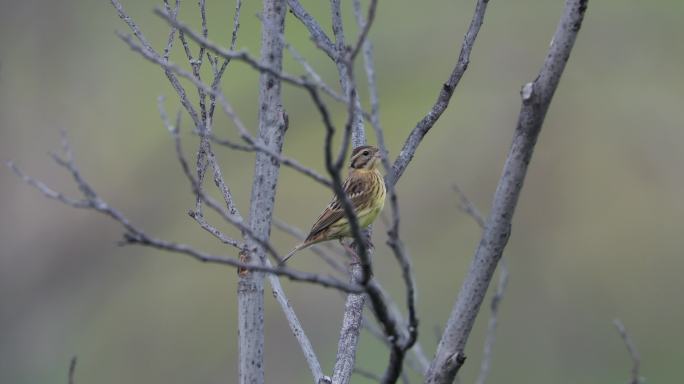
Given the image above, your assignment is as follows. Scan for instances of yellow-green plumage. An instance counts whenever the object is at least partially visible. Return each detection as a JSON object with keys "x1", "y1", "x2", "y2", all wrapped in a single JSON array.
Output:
[{"x1": 282, "y1": 146, "x2": 386, "y2": 263}]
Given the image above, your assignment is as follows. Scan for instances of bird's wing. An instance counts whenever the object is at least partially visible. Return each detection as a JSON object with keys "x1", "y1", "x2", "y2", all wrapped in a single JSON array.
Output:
[{"x1": 305, "y1": 173, "x2": 371, "y2": 241}]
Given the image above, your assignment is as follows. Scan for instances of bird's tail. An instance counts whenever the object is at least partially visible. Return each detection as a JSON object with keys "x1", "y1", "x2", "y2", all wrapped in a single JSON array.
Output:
[{"x1": 281, "y1": 242, "x2": 309, "y2": 264}]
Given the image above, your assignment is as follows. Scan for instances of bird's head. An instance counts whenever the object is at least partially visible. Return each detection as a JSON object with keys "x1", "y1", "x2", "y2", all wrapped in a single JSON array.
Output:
[{"x1": 350, "y1": 145, "x2": 382, "y2": 170}]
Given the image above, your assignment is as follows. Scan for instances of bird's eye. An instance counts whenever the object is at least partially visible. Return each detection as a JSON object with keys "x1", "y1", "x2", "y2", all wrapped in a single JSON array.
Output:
[{"x1": 362, "y1": 150, "x2": 369, "y2": 156}]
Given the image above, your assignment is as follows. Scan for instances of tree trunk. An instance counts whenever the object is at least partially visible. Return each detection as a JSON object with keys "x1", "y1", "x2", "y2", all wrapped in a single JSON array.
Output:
[{"x1": 238, "y1": 1, "x2": 287, "y2": 383}]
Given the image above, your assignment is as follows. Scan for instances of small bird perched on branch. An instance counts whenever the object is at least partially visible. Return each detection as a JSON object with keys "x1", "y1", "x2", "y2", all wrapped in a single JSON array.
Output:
[{"x1": 282, "y1": 145, "x2": 386, "y2": 263}]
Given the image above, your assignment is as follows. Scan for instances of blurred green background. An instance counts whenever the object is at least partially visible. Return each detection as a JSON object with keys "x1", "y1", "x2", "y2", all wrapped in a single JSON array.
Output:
[{"x1": 1, "y1": 0, "x2": 683, "y2": 383}]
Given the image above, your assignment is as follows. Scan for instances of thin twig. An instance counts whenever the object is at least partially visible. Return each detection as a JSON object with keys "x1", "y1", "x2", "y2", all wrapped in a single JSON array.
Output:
[
  {"x1": 156, "y1": 8, "x2": 307, "y2": 88},
  {"x1": 453, "y1": 184, "x2": 486, "y2": 229},
  {"x1": 110, "y1": 0, "x2": 200, "y2": 127},
  {"x1": 613, "y1": 319, "x2": 643, "y2": 384},
  {"x1": 475, "y1": 259, "x2": 509, "y2": 384},
  {"x1": 208, "y1": 0, "x2": 243, "y2": 120},
  {"x1": 349, "y1": 0, "x2": 378, "y2": 62},
  {"x1": 7, "y1": 139, "x2": 361, "y2": 294},
  {"x1": 122, "y1": 33, "x2": 332, "y2": 189},
  {"x1": 285, "y1": 42, "x2": 346, "y2": 103},
  {"x1": 161, "y1": 0, "x2": 180, "y2": 61},
  {"x1": 68, "y1": 356, "x2": 77, "y2": 384},
  {"x1": 268, "y1": 260, "x2": 327, "y2": 382}
]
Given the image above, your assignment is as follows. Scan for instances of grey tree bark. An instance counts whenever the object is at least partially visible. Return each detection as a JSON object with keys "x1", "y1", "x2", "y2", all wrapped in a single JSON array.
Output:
[{"x1": 239, "y1": 1, "x2": 287, "y2": 383}]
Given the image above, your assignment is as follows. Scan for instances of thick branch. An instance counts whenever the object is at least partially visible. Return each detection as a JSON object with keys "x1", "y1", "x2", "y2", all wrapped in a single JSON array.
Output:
[
  {"x1": 425, "y1": 1, "x2": 588, "y2": 382},
  {"x1": 453, "y1": 184, "x2": 509, "y2": 384}
]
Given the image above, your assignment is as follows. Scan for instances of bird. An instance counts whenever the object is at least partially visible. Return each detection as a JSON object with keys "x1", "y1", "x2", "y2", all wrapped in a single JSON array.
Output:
[{"x1": 282, "y1": 145, "x2": 386, "y2": 263}]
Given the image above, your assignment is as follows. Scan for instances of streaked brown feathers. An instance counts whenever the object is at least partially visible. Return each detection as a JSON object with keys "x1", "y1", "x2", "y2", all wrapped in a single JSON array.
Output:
[{"x1": 282, "y1": 146, "x2": 386, "y2": 263}]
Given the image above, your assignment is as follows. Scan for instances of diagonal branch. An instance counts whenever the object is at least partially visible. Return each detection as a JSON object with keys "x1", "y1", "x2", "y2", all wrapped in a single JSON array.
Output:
[
  {"x1": 349, "y1": 0, "x2": 378, "y2": 62},
  {"x1": 425, "y1": 1, "x2": 589, "y2": 382},
  {"x1": 474, "y1": 258, "x2": 508, "y2": 384},
  {"x1": 390, "y1": 0, "x2": 491, "y2": 186},
  {"x1": 613, "y1": 319, "x2": 643, "y2": 384},
  {"x1": 453, "y1": 183, "x2": 509, "y2": 384},
  {"x1": 268, "y1": 263, "x2": 329, "y2": 383},
  {"x1": 110, "y1": 0, "x2": 200, "y2": 127},
  {"x1": 287, "y1": 0, "x2": 337, "y2": 59},
  {"x1": 7, "y1": 134, "x2": 361, "y2": 294}
]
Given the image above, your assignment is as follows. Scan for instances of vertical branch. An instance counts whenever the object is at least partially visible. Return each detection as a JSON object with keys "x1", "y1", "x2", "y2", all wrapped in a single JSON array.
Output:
[
  {"x1": 474, "y1": 259, "x2": 508, "y2": 384},
  {"x1": 327, "y1": 1, "x2": 370, "y2": 382},
  {"x1": 68, "y1": 356, "x2": 77, "y2": 384},
  {"x1": 239, "y1": 1, "x2": 287, "y2": 384},
  {"x1": 332, "y1": 266, "x2": 367, "y2": 384},
  {"x1": 352, "y1": 1, "x2": 419, "y2": 381},
  {"x1": 425, "y1": 1, "x2": 589, "y2": 383},
  {"x1": 331, "y1": 0, "x2": 366, "y2": 147}
]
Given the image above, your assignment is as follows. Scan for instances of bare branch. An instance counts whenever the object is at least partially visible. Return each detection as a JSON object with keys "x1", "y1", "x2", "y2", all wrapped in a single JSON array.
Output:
[
  {"x1": 452, "y1": 183, "x2": 509, "y2": 384},
  {"x1": 158, "y1": 97, "x2": 245, "y2": 250},
  {"x1": 124, "y1": 234, "x2": 361, "y2": 292},
  {"x1": 268, "y1": 261, "x2": 328, "y2": 383},
  {"x1": 162, "y1": 100, "x2": 289, "y2": 265},
  {"x1": 349, "y1": 0, "x2": 378, "y2": 62},
  {"x1": 155, "y1": 8, "x2": 307, "y2": 88},
  {"x1": 68, "y1": 356, "x2": 77, "y2": 384},
  {"x1": 8, "y1": 136, "x2": 362, "y2": 294},
  {"x1": 6, "y1": 161, "x2": 90, "y2": 208},
  {"x1": 350, "y1": 2, "x2": 419, "y2": 381},
  {"x1": 206, "y1": 133, "x2": 254, "y2": 151},
  {"x1": 125, "y1": 33, "x2": 333, "y2": 191},
  {"x1": 425, "y1": 1, "x2": 589, "y2": 382},
  {"x1": 390, "y1": 0, "x2": 491, "y2": 186},
  {"x1": 110, "y1": 0, "x2": 200, "y2": 126},
  {"x1": 237, "y1": 1, "x2": 289, "y2": 381},
  {"x1": 208, "y1": 0, "x2": 243, "y2": 120},
  {"x1": 613, "y1": 319, "x2": 643, "y2": 384},
  {"x1": 352, "y1": 0, "x2": 382, "y2": 139},
  {"x1": 287, "y1": 0, "x2": 337, "y2": 59},
  {"x1": 475, "y1": 259, "x2": 509, "y2": 384},
  {"x1": 286, "y1": 42, "x2": 346, "y2": 104},
  {"x1": 191, "y1": 210, "x2": 244, "y2": 248},
  {"x1": 161, "y1": 0, "x2": 180, "y2": 61},
  {"x1": 332, "y1": 266, "x2": 367, "y2": 384},
  {"x1": 453, "y1": 184, "x2": 486, "y2": 229}
]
